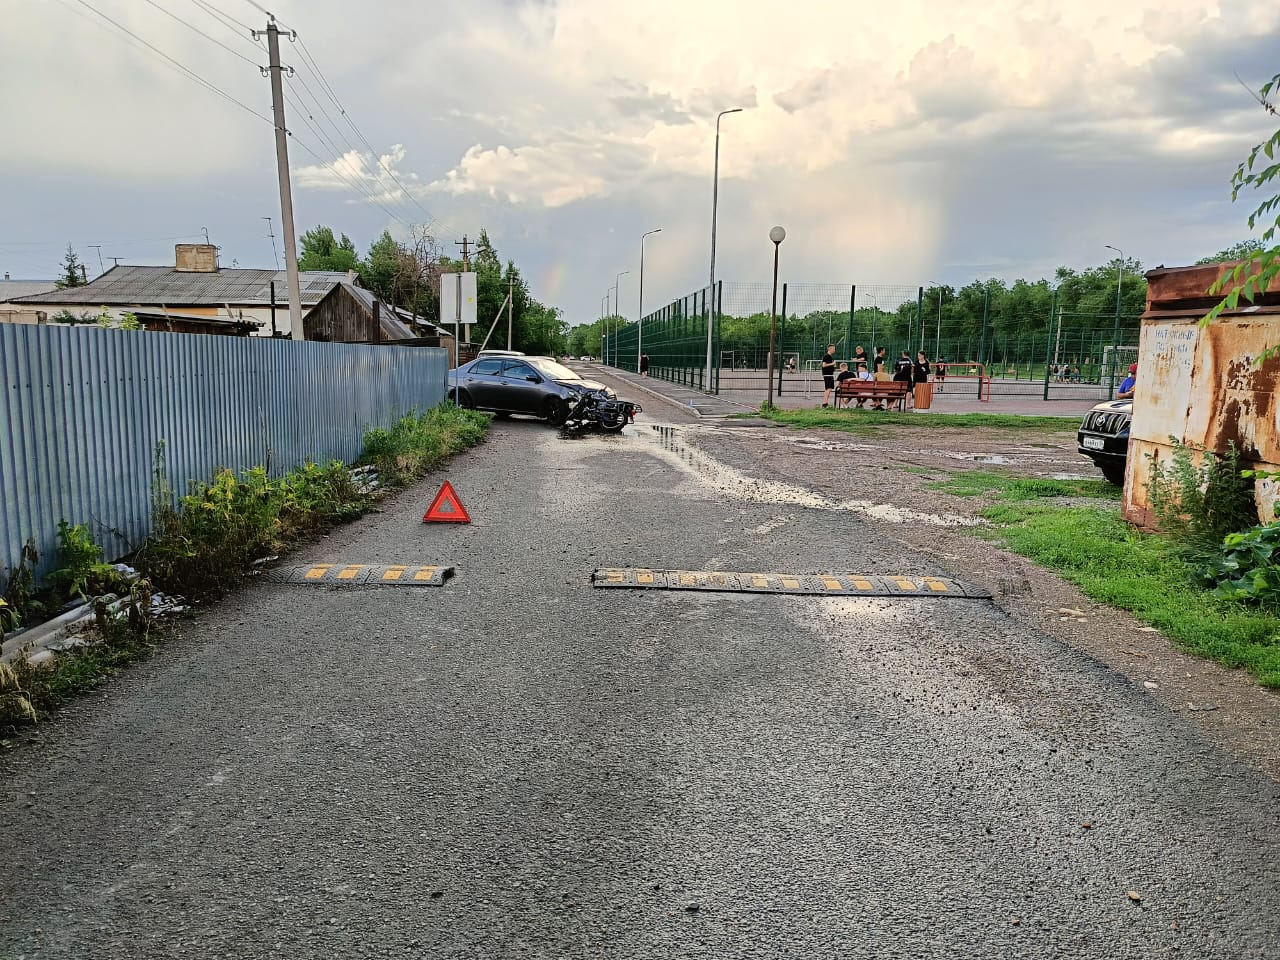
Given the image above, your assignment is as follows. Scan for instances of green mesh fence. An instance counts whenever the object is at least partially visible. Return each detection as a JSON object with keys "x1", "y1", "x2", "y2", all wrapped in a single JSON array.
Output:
[{"x1": 603, "y1": 282, "x2": 1142, "y2": 399}]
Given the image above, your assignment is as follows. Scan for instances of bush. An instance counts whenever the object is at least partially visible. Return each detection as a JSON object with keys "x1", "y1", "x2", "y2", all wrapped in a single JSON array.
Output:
[
  {"x1": 1198, "y1": 522, "x2": 1280, "y2": 608},
  {"x1": 360, "y1": 405, "x2": 489, "y2": 486},
  {"x1": 1146, "y1": 440, "x2": 1257, "y2": 560},
  {"x1": 45, "y1": 521, "x2": 131, "y2": 603}
]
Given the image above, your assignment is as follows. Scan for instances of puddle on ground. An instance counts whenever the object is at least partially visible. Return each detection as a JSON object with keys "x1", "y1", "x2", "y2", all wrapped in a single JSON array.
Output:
[{"x1": 638, "y1": 425, "x2": 979, "y2": 526}]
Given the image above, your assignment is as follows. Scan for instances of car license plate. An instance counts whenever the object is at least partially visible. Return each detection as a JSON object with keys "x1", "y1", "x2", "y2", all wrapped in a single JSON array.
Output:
[{"x1": 1082, "y1": 436, "x2": 1105, "y2": 451}]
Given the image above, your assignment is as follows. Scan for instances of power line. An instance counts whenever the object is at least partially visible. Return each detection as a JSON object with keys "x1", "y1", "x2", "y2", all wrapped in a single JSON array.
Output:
[
  {"x1": 61, "y1": 0, "x2": 273, "y2": 126},
  {"x1": 284, "y1": 74, "x2": 423, "y2": 226},
  {"x1": 141, "y1": 0, "x2": 262, "y2": 67},
  {"x1": 189, "y1": 0, "x2": 258, "y2": 38},
  {"x1": 241, "y1": 0, "x2": 292, "y2": 30},
  {"x1": 291, "y1": 35, "x2": 453, "y2": 233}
]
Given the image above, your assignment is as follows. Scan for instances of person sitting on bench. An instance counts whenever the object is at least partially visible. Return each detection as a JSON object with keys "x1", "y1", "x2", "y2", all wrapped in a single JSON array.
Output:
[{"x1": 833, "y1": 362, "x2": 856, "y2": 407}]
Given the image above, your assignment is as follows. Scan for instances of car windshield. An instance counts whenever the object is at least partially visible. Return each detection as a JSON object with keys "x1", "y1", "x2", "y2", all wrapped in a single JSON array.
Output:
[{"x1": 529, "y1": 358, "x2": 582, "y2": 381}]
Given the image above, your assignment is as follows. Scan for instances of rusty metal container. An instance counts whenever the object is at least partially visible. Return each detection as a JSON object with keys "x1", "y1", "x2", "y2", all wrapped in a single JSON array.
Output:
[{"x1": 1124, "y1": 262, "x2": 1280, "y2": 528}]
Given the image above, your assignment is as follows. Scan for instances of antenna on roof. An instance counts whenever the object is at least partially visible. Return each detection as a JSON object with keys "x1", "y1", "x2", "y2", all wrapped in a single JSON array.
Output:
[
  {"x1": 262, "y1": 217, "x2": 280, "y2": 270},
  {"x1": 201, "y1": 226, "x2": 210, "y2": 245}
]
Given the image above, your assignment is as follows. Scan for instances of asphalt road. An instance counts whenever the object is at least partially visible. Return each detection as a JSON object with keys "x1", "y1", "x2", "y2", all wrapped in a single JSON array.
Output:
[{"x1": 3, "y1": 415, "x2": 1279, "y2": 959}]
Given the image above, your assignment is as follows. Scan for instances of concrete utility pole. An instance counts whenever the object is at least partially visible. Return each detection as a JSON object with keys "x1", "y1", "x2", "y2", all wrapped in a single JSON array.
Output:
[
  {"x1": 507, "y1": 272, "x2": 514, "y2": 350},
  {"x1": 259, "y1": 20, "x2": 304, "y2": 340},
  {"x1": 456, "y1": 236, "x2": 471, "y2": 270}
]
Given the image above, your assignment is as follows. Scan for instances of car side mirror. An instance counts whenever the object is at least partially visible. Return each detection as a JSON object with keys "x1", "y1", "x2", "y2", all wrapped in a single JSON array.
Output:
[{"x1": 526, "y1": 374, "x2": 541, "y2": 383}]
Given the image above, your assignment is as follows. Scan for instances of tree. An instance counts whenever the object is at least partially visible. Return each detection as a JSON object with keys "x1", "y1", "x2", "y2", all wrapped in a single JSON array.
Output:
[
  {"x1": 1209, "y1": 70, "x2": 1280, "y2": 333},
  {"x1": 297, "y1": 226, "x2": 359, "y2": 272},
  {"x1": 56, "y1": 245, "x2": 85, "y2": 288},
  {"x1": 1198, "y1": 239, "x2": 1266, "y2": 265}
]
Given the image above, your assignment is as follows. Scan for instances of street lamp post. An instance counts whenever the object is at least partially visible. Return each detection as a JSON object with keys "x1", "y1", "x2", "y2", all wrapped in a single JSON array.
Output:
[
  {"x1": 1104, "y1": 244, "x2": 1124, "y2": 391},
  {"x1": 765, "y1": 226, "x2": 786, "y2": 408},
  {"x1": 603, "y1": 291, "x2": 611, "y2": 364},
  {"x1": 614, "y1": 270, "x2": 629, "y2": 368},
  {"x1": 928, "y1": 281, "x2": 944, "y2": 359},
  {"x1": 639, "y1": 229, "x2": 661, "y2": 370},
  {"x1": 706, "y1": 107, "x2": 744, "y2": 391}
]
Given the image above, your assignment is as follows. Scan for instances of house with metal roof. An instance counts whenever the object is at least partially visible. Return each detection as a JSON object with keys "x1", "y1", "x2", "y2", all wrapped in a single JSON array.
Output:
[
  {"x1": 8, "y1": 244, "x2": 347, "y2": 338},
  {"x1": 0, "y1": 276, "x2": 60, "y2": 325}
]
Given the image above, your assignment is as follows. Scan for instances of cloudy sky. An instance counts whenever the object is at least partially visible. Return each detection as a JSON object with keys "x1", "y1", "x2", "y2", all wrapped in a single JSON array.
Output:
[{"x1": 3, "y1": 0, "x2": 1278, "y2": 324}]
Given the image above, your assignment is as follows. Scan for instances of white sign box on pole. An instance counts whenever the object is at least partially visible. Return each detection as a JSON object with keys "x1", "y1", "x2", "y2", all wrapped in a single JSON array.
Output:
[{"x1": 440, "y1": 272, "x2": 478, "y2": 334}]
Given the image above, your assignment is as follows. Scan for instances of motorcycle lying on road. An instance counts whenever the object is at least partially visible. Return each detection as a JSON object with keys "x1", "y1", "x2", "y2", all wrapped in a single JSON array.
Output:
[{"x1": 559, "y1": 388, "x2": 641, "y2": 436}]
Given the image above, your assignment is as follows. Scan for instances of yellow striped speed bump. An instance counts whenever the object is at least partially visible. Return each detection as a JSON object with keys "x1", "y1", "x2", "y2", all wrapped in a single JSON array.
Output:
[
  {"x1": 590, "y1": 569, "x2": 988, "y2": 599},
  {"x1": 261, "y1": 564, "x2": 453, "y2": 587}
]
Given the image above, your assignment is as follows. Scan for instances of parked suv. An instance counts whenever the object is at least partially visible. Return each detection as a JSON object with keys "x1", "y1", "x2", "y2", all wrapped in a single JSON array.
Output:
[{"x1": 1077, "y1": 399, "x2": 1132, "y2": 485}]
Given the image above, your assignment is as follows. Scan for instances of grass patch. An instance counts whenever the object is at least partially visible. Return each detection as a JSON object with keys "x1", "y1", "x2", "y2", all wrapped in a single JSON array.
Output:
[
  {"x1": 979, "y1": 501, "x2": 1280, "y2": 687},
  {"x1": 929, "y1": 470, "x2": 1121, "y2": 501},
  {"x1": 750, "y1": 406, "x2": 1079, "y2": 435},
  {"x1": 361, "y1": 405, "x2": 490, "y2": 486},
  {"x1": 2, "y1": 607, "x2": 161, "y2": 732}
]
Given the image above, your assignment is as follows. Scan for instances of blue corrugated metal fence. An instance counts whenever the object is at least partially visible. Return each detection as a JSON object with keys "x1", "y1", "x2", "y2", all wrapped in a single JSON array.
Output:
[{"x1": 1, "y1": 325, "x2": 448, "y2": 577}]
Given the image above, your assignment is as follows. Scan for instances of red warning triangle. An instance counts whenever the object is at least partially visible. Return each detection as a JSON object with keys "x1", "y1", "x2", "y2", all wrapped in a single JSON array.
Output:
[{"x1": 423, "y1": 480, "x2": 471, "y2": 524}]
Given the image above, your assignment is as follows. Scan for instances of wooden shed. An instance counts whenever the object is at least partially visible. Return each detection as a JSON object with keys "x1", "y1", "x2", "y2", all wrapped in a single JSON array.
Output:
[{"x1": 304, "y1": 282, "x2": 454, "y2": 351}]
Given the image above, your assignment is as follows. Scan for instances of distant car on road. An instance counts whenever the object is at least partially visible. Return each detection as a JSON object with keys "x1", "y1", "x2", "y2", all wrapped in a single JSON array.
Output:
[
  {"x1": 1077, "y1": 399, "x2": 1132, "y2": 485},
  {"x1": 449, "y1": 355, "x2": 615, "y2": 426},
  {"x1": 579, "y1": 355, "x2": 595, "y2": 362}
]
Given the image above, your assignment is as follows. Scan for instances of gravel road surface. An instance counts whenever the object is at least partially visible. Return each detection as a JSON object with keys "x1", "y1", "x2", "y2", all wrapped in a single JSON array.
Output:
[{"x1": 3, "y1": 416, "x2": 1278, "y2": 959}]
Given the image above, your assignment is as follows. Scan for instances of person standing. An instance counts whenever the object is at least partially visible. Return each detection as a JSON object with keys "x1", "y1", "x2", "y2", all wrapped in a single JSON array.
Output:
[
  {"x1": 873, "y1": 347, "x2": 887, "y2": 376},
  {"x1": 1117, "y1": 362, "x2": 1137, "y2": 399},
  {"x1": 913, "y1": 351, "x2": 932, "y2": 410},
  {"x1": 820, "y1": 344, "x2": 837, "y2": 408},
  {"x1": 851, "y1": 345, "x2": 868, "y2": 377},
  {"x1": 639, "y1": 352, "x2": 650, "y2": 377}
]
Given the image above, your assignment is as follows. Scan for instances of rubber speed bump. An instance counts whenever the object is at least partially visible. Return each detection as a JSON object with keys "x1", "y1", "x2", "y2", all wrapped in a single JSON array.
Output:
[
  {"x1": 591, "y1": 569, "x2": 988, "y2": 599},
  {"x1": 261, "y1": 564, "x2": 454, "y2": 587}
]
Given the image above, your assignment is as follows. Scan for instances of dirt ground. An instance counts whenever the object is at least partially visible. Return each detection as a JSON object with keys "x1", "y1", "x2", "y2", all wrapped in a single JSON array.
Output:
[{"x1": 694, "y1": 416, "x2": 1280, "y2": 781}]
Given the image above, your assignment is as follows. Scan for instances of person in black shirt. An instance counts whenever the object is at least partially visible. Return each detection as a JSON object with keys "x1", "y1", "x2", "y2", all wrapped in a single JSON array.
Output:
[
  {"x1": 873, "y1": 347, "x2": 887, "y2": 375},
  {"x1": 851, "y1": 345, "x2": 868, "y2": 376},
  {"x1": 833, "y1": 362, "x2": 856, "y2": 407},
  {"x1": 820, "y1": 344, "x2": 837, "y2": 408},
  {"x1": 914, "y1": 351, "x2": 930, "y2": 383}
]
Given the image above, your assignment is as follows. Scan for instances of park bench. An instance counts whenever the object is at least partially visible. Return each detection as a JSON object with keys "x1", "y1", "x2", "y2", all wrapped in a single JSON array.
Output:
[{"x1": 835, "y1": 379, "x2": 911, "y2": 411}]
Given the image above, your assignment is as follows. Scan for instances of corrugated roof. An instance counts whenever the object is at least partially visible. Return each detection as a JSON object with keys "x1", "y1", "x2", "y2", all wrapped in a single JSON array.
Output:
[
  {"x1": 11, "y1": 265, "x2": 347, "y2": 306},
  {"x1": 0, "y1": 280, "x2": 59, "y2": 301}
]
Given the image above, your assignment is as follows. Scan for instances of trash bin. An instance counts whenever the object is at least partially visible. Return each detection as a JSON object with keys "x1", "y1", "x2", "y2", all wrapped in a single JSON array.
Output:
[{"x1": 914, "y1": 382, "x2": 933, "y2": 410}]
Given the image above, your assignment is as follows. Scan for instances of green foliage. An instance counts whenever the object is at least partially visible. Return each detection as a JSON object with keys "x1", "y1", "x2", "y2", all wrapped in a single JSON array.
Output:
[
  {"x1": 978, "y1": 502, "x2": 1280, "y2": 687},
  {"x1": 45, "y1": 521, "x2": 128, "y2": 603},
  {"x1": 298, "y1": 225, "x2": 360, "y2": 272},
  {"x1": 928, "y1": 470, "x2": 1120, "y2": 501},
  {"x1": 1197, "y1": 239, "x2": 1266, "y2": 264},
  {"x1": 137, "y1": 405, "x2": 486, "y2": 600},
  {"x1": 140, "y1": 465, "x2": 287, "y2": 600},
  {"x1": 55, "y1": 244, "x2": 85, "y2": 288},
  {"x1": 359, "y1": 405, "x2": 490, "y2": 487},
  {"x1": 1206, "y1": 71, "x2": 1280, "y2": 337},
  {"x1": 1198, "y1": 523, "x2": 1280, "y2": 607},
  {"x1": 51, "y1": 309, "x2": 99, "y2": 325},
  {"x1": 1146, "y1": 441, "x2": 1257, "y2": 559},
  {"x1": 1, "y1": 538, "x2": 40, "y2": 633}
]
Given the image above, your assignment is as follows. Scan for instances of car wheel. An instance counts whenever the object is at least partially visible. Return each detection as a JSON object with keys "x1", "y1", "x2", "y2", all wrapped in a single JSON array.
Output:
[
  {"x1": 455, "y1": 389, "x2": 475, "y2": 410},
  {"x1": 1100, "y1": 462, "x2": 1126, "y2": 486},
  {"x1": 543, "y1": 397, "x2": 569, "y2": 427}
]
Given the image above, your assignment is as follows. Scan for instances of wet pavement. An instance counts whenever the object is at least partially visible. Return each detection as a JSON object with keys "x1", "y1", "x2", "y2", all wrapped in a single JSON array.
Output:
[{"x1": 2, "y1": 417, "x2": 1278, "y2": 958}]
